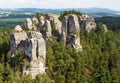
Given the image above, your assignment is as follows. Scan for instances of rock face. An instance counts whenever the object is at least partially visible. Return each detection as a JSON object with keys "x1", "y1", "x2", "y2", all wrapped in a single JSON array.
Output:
[
  {"x1": 79, "y1": 15, "x2": 96, "y2": 32},
  {"x1": 32, "y1": 17, "x2": 39, "y2": 30},
  {"x1": 62, "y1": 14, "x2": 82, "y2": 51},
  {"x1": 26, "y1": 18, "x2": 33, "y2": 30},
  {"x1": 14, "y1": 25, "x2": 23, "y2": 32},
  {"x1": 39, "y1": 16, "x2": 52, "y2": 40},
  {"x1": 10, "y1": 25, "x2": 46, "y2": 79},
  {"x1": 10, "y1": 28, "x2": 28, "y2": 57},
  {"x1": 10, "y1": 13, "x2": 98, "y2": 78},
  {"x1": 103, "y1": 24, "x2": 108, "y2": 32},
  {"x1": 46, "y1": 13, "x2": 62, "y2": 35},
  {"x1": 23, "y1": 31, "x2": 46, "y2": 78},
  {"x1": 26, "y1": 17, "x2": 39, "y2": 30}
]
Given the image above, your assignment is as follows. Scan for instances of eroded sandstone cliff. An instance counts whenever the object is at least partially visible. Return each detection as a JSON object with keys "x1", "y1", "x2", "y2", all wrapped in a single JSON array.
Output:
[{"x1": 10, "y1": 12, "x2": 97, "y2": 78}]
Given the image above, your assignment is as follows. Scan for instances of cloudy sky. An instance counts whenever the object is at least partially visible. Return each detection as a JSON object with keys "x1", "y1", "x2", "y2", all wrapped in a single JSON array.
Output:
[{"x1": 0, "y1": 0, "x2": 119, "y2": 11}]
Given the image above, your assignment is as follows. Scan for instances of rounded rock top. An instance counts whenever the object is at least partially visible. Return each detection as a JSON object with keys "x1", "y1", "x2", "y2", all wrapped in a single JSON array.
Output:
[{"x1": 15, "y1": 25, "x2": 23, "y2": 32}]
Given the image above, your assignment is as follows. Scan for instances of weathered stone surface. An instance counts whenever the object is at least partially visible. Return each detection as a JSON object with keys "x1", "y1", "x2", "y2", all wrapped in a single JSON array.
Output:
[
  {"x1": 10, "y1": 13, "x2": 98, "y2": 78},
  {"x1": 22, "y1": 31, "x2": 46, "y2": 79},
  {"x1": 39, "y1": 16, "x2": 45, "y2": 31},
  {"x1": 62, "y1": 14, "x2": 82, "y2": 51},
  {"x1": 72, "y1": 35, "x2": 82, "y2": 51},
  {"x1": 61, "y1": 16, "x2": 68, "y2": 45},
  {"x1": 10, "y1": 26, "x2": 46, "y2": 78},
  {"x1": 45, "y1": 20, "x2": 52, "y2": 39},
  {"x1": 26, "y1": 18, "x2": 33, "y2": 30},
  {"x1": 10, "y1": 31, "x2": 28, "y2": 57},
  {"x1": 46, "y1": 13, "x2": 62, "y2": 34},
  {"x1": 32, "y1": 17, "x2": 39, "y2": 25},
  {"x1": 32, "y1": 17, "x2": 39, "y2": 30},
  {"x1": 14, "y1": 25, "x2": 23, "y2": 32},
  {"x1": 79, "y1": 15, "x2": 96, "y2": 32},
  {"x1": 103, "y1": 24, "x2": 108, "y2": 32},
  {"x1": 39, "y1": 16, "x2": 52, "y2": 40}
]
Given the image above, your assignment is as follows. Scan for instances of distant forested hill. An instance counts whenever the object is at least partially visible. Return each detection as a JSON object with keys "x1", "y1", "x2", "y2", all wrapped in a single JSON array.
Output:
[{"x1": 95, "y1": 16, "x2": 120, "y2": 31}]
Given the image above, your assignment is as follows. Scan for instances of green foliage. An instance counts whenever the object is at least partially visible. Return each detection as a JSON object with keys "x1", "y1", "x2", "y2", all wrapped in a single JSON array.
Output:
[
  {"x1": 22, "y1": 74, "x2": 33, "y2": 83},
  {"x1": 59, "y1": 10, "x2": 82, "y2": 21},
  {"x1": 95, "y1": 16, "x2": 120, "y2": 31},
  {"x1": 43, "y1": 28, "x2": 48, "y2": 32},
  {"x1": 1, "y1": 15, "x2": 120, "y2": 83},
  {"x1": 0, "y1": 63, "x2": 4, "y2": 83},
  {"x1": 9, "y1": 48, "x2": 23, "y2": 70},
  {"x1": 0, "y1": 18, "x2": 26, "y2": 29},
  {"x1": 76, "y1": 30, "x2": 80, "y2": 37},
  {"x1": 36, "y1": 12, "x2": 45, "y2": 20},
  {"x1": 45, "y1": 26, "x2": 120, "y2": 82},
  {"x1": 35, "y1": 74, "x2": 51, "y2": 83},
  {"x1": 4, "y1": 63, "x2": 15, "y2": 83},
  {"x1": 51, "y1": 20, "x2": 56, "y2": 32}
]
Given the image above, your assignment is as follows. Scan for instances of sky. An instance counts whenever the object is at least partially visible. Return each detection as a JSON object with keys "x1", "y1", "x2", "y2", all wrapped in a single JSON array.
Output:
[{"x1": 0, "y1": 0, "x2": 120, "y2": 11}]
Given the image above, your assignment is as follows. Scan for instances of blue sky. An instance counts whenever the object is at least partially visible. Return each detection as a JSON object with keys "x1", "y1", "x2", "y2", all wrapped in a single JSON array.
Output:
[{"x1": 0, "y1": 0, "x2": 120, "y2": 11}]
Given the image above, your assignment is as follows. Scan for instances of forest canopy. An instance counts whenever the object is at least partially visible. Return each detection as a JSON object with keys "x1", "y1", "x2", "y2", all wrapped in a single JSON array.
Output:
[{"x1": 0, "y1": 11, "x2": 120, "y2": 83}]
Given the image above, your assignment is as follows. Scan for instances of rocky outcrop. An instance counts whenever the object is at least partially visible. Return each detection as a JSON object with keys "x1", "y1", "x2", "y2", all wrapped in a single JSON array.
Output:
[
  {"x1": 62, "y1": 14, "x2": 82, "y2": 51},
  {"x1": 103, "y1": 24, "x2": 108, "y2": 32},
  {"x1": 61, "y1": 14, "x2": 96, "y2": 51},
  {"x1": 10, "y1": 25, "x2": 46, "y2": 79},
  {"x1": 32, "y1": 17, "x2": 39, "y2": 30},
  {"x1": 25, "y1": 17, "x2": 39, "y2": 30},
  {"x1": 26, "y1": 18, "x2": 33, "y2": 30},
  {"x1": 46, "y1": 13, "x2": 62, "y2": 35},
  {"x1": 14, "y1": 25, "x2": 23, "y2": 32},
  {"x1": 39, "y1": 16, "x2": 52, "y2": 40},
  {"x1": 10, "y1": 13, "x2": 98, "y2": 78},
  {"x1": 10, "y1": 28, "x2": 28, "y2": 57},
  {"x1": 79, "y1": 15, "x2": 96, "y2": 32},
  {"x1": 23, "y1": 31, "x2": 46, "y2": 78}
]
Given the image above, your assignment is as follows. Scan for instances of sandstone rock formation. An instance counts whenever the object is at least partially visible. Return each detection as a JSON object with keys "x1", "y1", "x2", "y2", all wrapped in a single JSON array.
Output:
[
  {"x1": 46, "y1": 13, "x2": 62, "y2": 35},
  {"x1": 14, "y1": 25, "x2": 23, "y2": 32},
  {"x1": 10, "y1": 13, "x2": 98, "y2": 78},
  {"x1": 32, "y1": 17, "x2": 39, "y2": 30},
  {"x1": 103, "y1": 24, "x2": 108, "y2": 32},
  {"x1": 39, "y1": 16, "x2": 52, "y2": 40},
  {"x1": 79, "y1": 15, "x2": 96, "y2": 32},
  {"x1": 26, "y1": 18, "x2": 33, "y2": 30},
  {"x1": 10, "y1": 25, "x2": 46, "y2": 79},
  {"x1": 62, "y1": 14, "x2": 82, "y2": 51}
]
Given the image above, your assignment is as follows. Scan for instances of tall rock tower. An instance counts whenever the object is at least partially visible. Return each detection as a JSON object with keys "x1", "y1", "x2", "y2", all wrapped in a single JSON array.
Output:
[
  {"x1": 10, "y1": 18, "x2": 46, "y2": 78},
  {"x1": 10, "y1": 12, "x2": 96, "y2": 78}
]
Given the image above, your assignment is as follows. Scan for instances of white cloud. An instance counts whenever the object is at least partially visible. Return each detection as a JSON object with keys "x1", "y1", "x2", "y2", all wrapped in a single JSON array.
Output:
[
  {"x1": 9, "y1": 0, "x2": 27, "y2": 4},
  {"x1": 0, "y1": 0, "x2": 120, "y2": 11}
]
